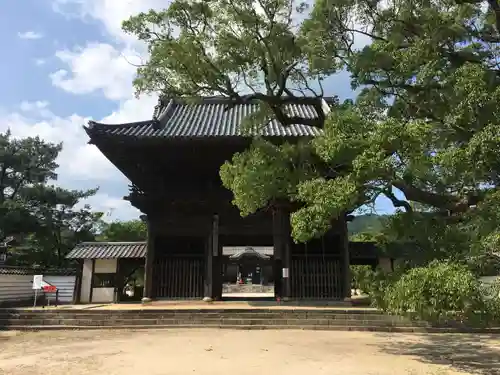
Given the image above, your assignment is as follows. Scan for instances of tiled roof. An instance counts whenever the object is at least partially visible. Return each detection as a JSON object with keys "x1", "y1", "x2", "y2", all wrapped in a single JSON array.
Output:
[
  {"x1": 229, "y1": 248, "x2": 271, "y2": 261},
  {"x1": 222, "y1": 246, "x2": 273, "y2": 256},
  {"x1": 0, "y1": 266, "x2": 76, "y2": 276},
  {"x1": 85, "y1": 96, "x2": 334, "y2": 139},
  {"x1": 66, "y1": 242, "x2": 147, "y2": 259}
]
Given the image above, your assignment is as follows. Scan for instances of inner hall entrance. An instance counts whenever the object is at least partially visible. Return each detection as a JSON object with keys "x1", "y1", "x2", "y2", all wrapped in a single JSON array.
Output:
[{"x1": 221, "y1": 246, "x2": 274, "y2": 300}]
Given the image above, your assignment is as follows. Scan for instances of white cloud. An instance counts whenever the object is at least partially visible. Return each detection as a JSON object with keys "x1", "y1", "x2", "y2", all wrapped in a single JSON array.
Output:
[
  {"x1": 50, "y1": 43, "x2": 139, "y2": 100},
  {"x1": 19, "y1": 100, "x2": 49, "y2": 112},
  {"x1": 18, "y1": 31, "x2": 43, "y2": 40},
  {"x1": 2, "y1": 104, "x2": 116, "y2": 181},
  {"x1": 75, "y1": 192, "x2": 141, "y2": 222},
  {"x1": 1, "y1": 96, "x2": 155, "y2": 220},
  {"x1": 35, "y1": 58, "x2": 46, "y2": 66},
  {"x1": 101, "y1": 94, "x2": 158, "y2": 124},
  {"x1": 52, "y1": 0, "x2": 166, "y2": 46}
]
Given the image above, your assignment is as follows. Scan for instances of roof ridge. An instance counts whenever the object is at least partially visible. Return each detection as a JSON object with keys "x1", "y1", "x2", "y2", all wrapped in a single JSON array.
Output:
[
  {"x1": 78, "y1": 241, "x2": 147, "y2": 245},
  {"x1": 172, "y1": 95, "x2": 338, "y2": 105},
  {"x1": 86, "y1": 120, "x2": 154, "y2": 129}
]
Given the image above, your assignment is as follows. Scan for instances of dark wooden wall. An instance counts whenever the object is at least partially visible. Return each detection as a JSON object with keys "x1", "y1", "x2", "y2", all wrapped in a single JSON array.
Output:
[{"x1": 96, "y1": 138, "x2": 351, "y2": 301}]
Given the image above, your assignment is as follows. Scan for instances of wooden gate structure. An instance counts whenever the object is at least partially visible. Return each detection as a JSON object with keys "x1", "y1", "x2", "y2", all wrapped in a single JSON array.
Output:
[
  {"x1": 84, "y1": 96, "x2": 353, "y2": 302},
  {"x1": 153, "y1": 256, "x2": 204, "y2": 299}
]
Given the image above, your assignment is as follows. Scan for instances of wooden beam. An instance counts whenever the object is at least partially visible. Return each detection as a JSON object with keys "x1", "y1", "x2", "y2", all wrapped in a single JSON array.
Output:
[
  {"x1": 142, "y1": 216, "x2": 155, "y2": 303},
  {"x1": 341, "y1": 215, "x2": 351, "y2": 300},
  {"x1": 212, "y1": 214, "x2": 222, "y2": 300},
  {"x1": 89, "y1": 259, "x2": 95, "y2": 304},
  {"x1": 273, "y1": 206, "x2": 291, "y2": 300},
  {"x1": 72, "y1": 260, "x2": 83, "y2": 305}
]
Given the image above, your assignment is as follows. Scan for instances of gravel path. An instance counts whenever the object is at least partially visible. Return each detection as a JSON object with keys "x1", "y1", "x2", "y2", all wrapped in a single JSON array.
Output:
[{"x1": 0, "y1": 329, "x2": 498, "y2": 375}]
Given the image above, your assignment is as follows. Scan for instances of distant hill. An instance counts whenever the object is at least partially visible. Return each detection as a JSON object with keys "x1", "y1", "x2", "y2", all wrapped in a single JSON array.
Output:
[{"x1": 348, "y1": 214, "x2": 388, "y2": 235}]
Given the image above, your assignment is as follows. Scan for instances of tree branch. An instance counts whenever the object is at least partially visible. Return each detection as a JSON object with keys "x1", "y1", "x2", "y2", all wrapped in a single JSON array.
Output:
[{"x1": 392, "y1": 180, "x2": 491, "y2": 214}]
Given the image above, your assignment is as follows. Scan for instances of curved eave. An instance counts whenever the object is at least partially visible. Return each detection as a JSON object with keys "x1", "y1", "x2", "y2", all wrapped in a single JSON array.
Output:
[
  {"x1": 229, "y1": 250, "x2": 271, "y2": 261},
  {"x1": 84, "y1": 120, "x2": 158, "y2": 141}
]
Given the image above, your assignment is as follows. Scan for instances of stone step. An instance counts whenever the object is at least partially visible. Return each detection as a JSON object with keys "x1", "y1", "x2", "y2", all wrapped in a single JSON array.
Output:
[
  {"x1": 0, "y1": 313, "x2": 399, "y2": 320},
  {"x1": 4, "y1": 324, "x2": 499, "y2": 333},
  {"x1": 0, "y1": 308, "x2": 378, "y2": 314},
  {"x1": 0, "y1": 318, "x2": 430, "y2": 327}
]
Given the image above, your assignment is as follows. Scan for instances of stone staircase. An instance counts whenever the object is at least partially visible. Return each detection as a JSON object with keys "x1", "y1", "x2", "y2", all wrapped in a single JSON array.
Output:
[{"x1": 1, "y1": 308, "x2": 498, "y2": 332}]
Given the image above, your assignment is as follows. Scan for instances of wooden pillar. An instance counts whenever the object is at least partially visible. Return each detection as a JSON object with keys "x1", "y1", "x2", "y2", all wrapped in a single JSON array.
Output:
[
  {"x1": 212, "y1": 214, "x2": 222, "y2": 300},
  {"x1": 142, "y1": 215, "x2": 155, "y2": 303},
  {"x1": 204, "y1": 214, "x2": 220, "y2": 301},
  {"x1": 273, "y1": 206, "x2": 291, "y2": 300},
  {"x1": 72, "y1": 260, "x2": 83, "y2": 304},
  {"x1": 341, "y1": 215, "x2": 351, "y2": 300},
  {"x1": 114, "y1": 259, "x2": 121, "y2": 303},
  {"x1": 89, "y1": 259, "x2": 95, "y2": 303}
]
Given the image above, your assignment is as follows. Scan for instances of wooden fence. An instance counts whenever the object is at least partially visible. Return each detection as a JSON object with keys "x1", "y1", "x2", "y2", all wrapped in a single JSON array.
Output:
[
  {"x1": 153, "y1": 256, "x2": 205, "y2": 299},
  {"x1": 290, "y1": 255, "x2": 343, "y2": 299}
]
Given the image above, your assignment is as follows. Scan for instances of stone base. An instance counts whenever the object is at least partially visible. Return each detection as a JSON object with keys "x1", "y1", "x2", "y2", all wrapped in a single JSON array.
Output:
[
  {"x1": 343, "y1": 297, "x2": 353, "y2": 305},
  {"x1": 202, "y1": 297, "x2": 213, "y2": 303},
  {"x1": 141, "y1": 297, "x2": 152, "y2": 304}
]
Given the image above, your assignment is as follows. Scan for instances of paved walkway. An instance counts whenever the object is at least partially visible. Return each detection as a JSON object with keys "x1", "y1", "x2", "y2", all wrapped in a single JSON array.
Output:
[{"x1": 1, "y1": 329, "x2": 498, "y2": 375}]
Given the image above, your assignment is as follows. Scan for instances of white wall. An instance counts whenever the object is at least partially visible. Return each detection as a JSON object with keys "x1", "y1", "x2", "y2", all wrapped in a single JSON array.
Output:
[
  {"x1": 91, "y1": 288, "x2": 115, "y2": 303},
  {"x1": 44, "y1": 276, "x2": 76, "y2": 303},
  {"x1": 0, "y1": 274, "x2": 76, "y2": 305},
  {"x1": 91, "y1": 259, "x2": 117, "y2": 303},
  {"x1": 80, "y1": 259, "x2": 92, "y2": 303},
  {"x1": 94, "y1": 259, "x2": 117, "y2": 273},
  {"x1": 0, "y1": 274, "x2": 34, "y2": 304}
]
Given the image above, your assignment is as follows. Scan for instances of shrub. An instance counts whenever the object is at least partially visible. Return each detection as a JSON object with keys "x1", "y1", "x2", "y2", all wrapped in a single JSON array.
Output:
[
  {"x1": 481, "y1": 278, "x2": 500, "y2": 322},
  {"x1": 350, "y1": 265, "x2": 372, "y2": 291},
  {"x1": 350, "y1": 265, "x2": 401, "y2": 310},
  {"x1": 384, "y1": 261, "x2": 484, "y2": 322}
]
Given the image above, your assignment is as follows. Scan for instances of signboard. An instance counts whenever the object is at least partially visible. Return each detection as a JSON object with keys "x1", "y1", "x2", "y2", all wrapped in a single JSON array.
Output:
[
  {"x1": 40, "y1": 280, "x2": 56, "y2": 292},
  {"x1": 282, "y1": 268, "x2": 289, "y2": 278},
  {"x1": 32, "y1": 275, "x2": 43, "y2": 290}
]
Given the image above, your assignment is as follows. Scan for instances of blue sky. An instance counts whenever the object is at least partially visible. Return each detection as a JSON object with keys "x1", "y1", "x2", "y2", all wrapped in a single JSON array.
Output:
[{"x1": 0, "y1": 0, "x2": 397, "y2": 221}]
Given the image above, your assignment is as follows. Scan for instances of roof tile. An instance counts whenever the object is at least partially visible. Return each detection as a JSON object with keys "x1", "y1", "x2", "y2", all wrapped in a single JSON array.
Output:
[
  {"x1": 86, "y1": 97, "x2": 333, "y2": 139},
  {"x1": 66, "y1": 242, "x2": 147, "y2": 259}
]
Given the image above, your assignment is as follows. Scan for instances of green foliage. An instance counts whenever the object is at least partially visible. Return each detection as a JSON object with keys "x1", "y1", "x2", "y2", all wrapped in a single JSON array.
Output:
[
  {"x1": 350, "y1": 265, "x2": 372, "y2": 290},
  {"x1": 97, "y1": 220, "x2": 147, "y2": 242},
  {"x1": 220, "y1": 139, "x2": 319, "y2": 217},
  {"x1": 385, "y1": 261, "x2": 485, "y2": 322},
  {"x1": 122, "y1": 0, "x2": 332, "y2": 102},
  {"x1": 123, "y1": 0, "x2": 500, "y2": 245},
  {"x1": 348, "y1": 214, "x2": 387, "y2": 236},
  {"x1": 0, "y1": 131, "x2": 61, "y2": 239},
  {"x1": 0, "y1": 131, "x2": 102, "y2": 267},
  {"x1": 351, "y1": 266, "x2": 404, "y2": 310}
]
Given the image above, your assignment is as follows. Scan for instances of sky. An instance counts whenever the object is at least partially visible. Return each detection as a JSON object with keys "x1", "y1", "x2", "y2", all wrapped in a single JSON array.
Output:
[{"x1": 0, "y1": 0, "x2": 397, "y2": 222}]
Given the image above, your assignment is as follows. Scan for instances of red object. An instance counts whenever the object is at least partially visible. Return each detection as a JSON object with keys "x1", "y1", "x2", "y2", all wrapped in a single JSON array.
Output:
[{"x1": 43, "y1": 285, "x2": 57, "y2": 293}]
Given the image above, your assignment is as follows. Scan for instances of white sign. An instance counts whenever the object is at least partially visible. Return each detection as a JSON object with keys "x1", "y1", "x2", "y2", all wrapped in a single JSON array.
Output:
[
  {"x1": 32, "y1": 275, "x2": 43, "y2": 290},
  {"x1": 282, "y1": 268, "x2": 289, "y2": 278}
]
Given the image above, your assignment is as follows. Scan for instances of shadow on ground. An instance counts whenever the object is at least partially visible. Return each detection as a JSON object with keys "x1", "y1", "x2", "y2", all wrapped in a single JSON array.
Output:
[{"x1": 377, "y1": 333, "x2": 500, "y2": 375}]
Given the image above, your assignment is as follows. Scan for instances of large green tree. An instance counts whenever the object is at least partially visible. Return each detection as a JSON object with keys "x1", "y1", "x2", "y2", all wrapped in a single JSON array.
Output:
[
  {"x1": 0, "y1": 131, "x2": 60, "y2": 239},
  {"x1": 123, "y1": 0, "x2": 499, "y2": 257},
  {"x1": 97, "y1": 220, "x2": 147, "y2": 242},
  {"x1": 13, "y1": 187, "x2": 104, "y2": 267},
  {"x1": 0, "y1": 131, "x2": 103, "y2": 267}
]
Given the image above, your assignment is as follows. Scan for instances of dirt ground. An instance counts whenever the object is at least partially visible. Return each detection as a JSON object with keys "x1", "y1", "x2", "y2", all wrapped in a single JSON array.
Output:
[{"x1": 0, "y1": 329, "x2": 499, "y2": 375}]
